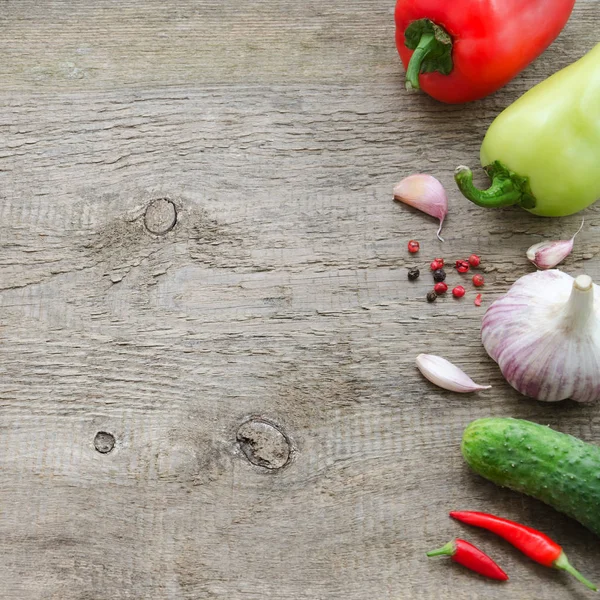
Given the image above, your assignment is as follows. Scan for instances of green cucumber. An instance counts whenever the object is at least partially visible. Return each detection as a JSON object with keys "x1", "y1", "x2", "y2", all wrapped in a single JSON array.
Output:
[{"x1": 462, "y1": 418, "x2": 600, "y2": 536}]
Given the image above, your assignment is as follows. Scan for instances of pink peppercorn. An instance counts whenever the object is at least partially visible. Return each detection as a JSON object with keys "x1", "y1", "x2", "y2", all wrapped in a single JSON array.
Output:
[
  {"x1": 475, "y1": 293, "x2": 482, "y2": 307},
  {"x1": 434, "y1": 282, "x2": 448, "y2": 294},
  {"x1": 455, "y1": 260, "x2": 470, "y2": 274},
  {"x1": 452, "y1": 285, "x2": 466, "y2": 298},
  {"x1": 408, "y1": 240, "x2": 420, "y2": 253},
  {"x1": 469, "y1": 254, "x2": 481, "y2": 267},
  {"x1": 473, "y1": 274, "x2": 485, "y2": 287}
]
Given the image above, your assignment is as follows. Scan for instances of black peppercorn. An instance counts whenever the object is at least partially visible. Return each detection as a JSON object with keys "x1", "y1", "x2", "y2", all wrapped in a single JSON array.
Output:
[
  {"x1": 408, "y1": 268, "x2": 420, "y2": 281},
  {"x1": 433, "y1": 268, "x2": 446, "y2": 282},
  {"x1": 427, "y1": 291, "x2": 437, "y2": 303}
]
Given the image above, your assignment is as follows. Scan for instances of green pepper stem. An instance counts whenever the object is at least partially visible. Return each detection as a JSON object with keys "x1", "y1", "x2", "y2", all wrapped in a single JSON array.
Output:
[
  {"x1": 454, "y1": 165, "x2": 524, "y2": 208},
  {"x1": 405, "y1": 33, "x2": 436, "y2": 92},
  {"x1": 554, "y1": 551, "x2": 597, "y2": 591},
  {"x1": 426, "y1": 540, "x2": 455, "y2": 558}
]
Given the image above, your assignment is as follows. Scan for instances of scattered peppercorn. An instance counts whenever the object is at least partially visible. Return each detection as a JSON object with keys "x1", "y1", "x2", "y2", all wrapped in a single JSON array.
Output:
[
  {"x1": 434, "y1": 258, "x2": 444, "y2": 267},
  {"x1": 475, "y1": 293, "x2": 483, "y2": 307},
  {"x1": 433, "y1": 268, "x2": 446, "y2": 282},
  {"x1": 434, "y1": 282, "x2": 448, "y2": 294},
  {"x1": 473, "y1": 274, "x2": 485, "y2": 287},
  {"x1": 452, "y1": 285, "x2": 466, "y2": 298},
  {"x1": 430, "y1": 260, "x2": 442, "y2": 271},
  {"x1": 455, "y1": 260, "x2": 470, "y2": 273},
  {"x1": 408, "y1": 240, "x2": 420, "y2": 253},
  {"x1": 469, "y1": 254, "x2": 481, "y2": 267},
  {"x1": 427, "y1": 291, "x2": 438, "y2": 303},
  {"x1": 408, "y1": 268, "x2": 420, "y2": 281}
]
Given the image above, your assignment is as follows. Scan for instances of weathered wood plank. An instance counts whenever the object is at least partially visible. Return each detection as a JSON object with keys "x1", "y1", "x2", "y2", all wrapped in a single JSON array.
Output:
[
  {"x1": 0, "y1": 0, "x2": 597, "y2": 90},
  {"x1": 1, "y1": 1, "x2": 600, "y2": 599}
]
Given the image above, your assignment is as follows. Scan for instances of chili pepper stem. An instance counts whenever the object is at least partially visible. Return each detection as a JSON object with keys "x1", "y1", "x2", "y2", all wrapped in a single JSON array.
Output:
[
  {"x1": 426, "y1": 541, "x2": 455, "y2": 557},
  {"x1": 454, "y1": 165, "x2": 523, "y2": 208},
  {"x1": 554, "y1": 552, "x2": 597, "y2": 592},
  {"x1": 405, "y1": 33, "x2": 436, "y2": 91}
]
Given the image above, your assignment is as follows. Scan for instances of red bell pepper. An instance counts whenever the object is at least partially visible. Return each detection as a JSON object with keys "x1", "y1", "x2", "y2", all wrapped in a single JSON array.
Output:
[{"x1": 394, "y1": 0, "x2": 575, "y2": 104}]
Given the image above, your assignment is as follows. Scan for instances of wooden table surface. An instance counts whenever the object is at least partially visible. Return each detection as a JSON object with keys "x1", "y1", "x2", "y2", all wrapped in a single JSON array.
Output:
[{"x1": 1, "y1": 2, "x2": 599, "y2": 598}]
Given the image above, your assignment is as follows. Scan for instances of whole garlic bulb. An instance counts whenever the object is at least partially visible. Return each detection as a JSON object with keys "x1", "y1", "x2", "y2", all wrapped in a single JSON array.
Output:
[{"x1": 481, "y1": 270, "x2": 600, "y2": 403}]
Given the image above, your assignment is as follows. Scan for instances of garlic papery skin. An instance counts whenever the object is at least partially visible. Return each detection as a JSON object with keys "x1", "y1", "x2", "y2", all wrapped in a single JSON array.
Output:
[
  {"x1": 393, "y1": 175, "x2": 448, "y2": 242},
  {"x1": 526, "y1": 219, "x2": 584, "y2": 269},
  {"x1": 481, "y1": 270, "x2": 600, "y2": 403},
  {"x1": 416, "y1": 354, "x2": 492, "y2": 393}
]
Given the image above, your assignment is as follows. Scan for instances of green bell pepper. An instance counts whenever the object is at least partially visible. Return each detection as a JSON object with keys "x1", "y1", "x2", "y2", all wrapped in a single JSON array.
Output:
[{"x1": 455, "y1": 43, "x2": 600, "y2": 217}]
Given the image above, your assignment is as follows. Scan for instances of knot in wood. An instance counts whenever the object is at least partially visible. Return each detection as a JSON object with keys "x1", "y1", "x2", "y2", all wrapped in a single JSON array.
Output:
[
  {"x1": 236, "y1": 419, "x2": 290, "y2": 470},
  {"x1": 144, "y1": 198, "x2": 177, "y2": 235},
  {"x1": 94, "y1": 431, "x2": 115, "y2": 454}
]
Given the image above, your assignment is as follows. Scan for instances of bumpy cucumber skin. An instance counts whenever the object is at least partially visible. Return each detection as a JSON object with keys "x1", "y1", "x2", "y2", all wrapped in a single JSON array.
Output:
[{"x1": 462, "y1": 418, "x2": 600, "y2": 536}]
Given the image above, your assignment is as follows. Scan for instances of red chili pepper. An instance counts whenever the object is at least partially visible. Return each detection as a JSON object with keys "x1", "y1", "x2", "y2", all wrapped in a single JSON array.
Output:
[
  {"x1": 394, "y1": 1, "x2": 575, "y2": 103},
  {"x1": 450, "y1": 511, "x2": 597, "y2": 591},
  {"x1": 427, "y1": 538, "x2": 508, "y2": 581}
]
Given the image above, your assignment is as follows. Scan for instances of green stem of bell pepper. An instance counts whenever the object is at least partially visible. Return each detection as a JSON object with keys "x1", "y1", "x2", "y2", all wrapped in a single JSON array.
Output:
[
  {"x1": 404, "y1": 19, "x2": 454, "y2": 92},
  {"x1": 454, "y1": 162, "x2": 537, "y2": 209},
  {"x1": 405, "y1": 33, "x2": 436, "y2": 91}
]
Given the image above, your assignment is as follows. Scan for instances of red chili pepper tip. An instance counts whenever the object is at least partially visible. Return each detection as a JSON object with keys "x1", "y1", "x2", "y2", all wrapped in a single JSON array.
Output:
[
  {"x1": 427, "y1": 538, "x2": 508, "y2": 581},
  {"x1": 474, "y1": 293, "x2": 482, "y2": 307},
  {"x1": 450, "y1": 511, "x2": 597, "y2": 591},
  {"x1": 469, "y1": 254, "x2": 481, "y2": 267},
  {"x1": 473, "y1": 274, "x2": 485, "y2": 287},
  {"x1": 452, "y1": 286, "x2": 466, "y2": 298},
  {"x1": 408, "y1": 240, "x2": 420, "y2": 253}
]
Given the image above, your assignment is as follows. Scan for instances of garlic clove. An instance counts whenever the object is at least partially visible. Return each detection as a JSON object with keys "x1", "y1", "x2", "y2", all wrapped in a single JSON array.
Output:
[
  {"x1": 416, "y1": 354, "x2": 492, "y2": 393},
  {"x1": 526, "y1": 219, "x2": 584, "y2": 270},
  {"x1": 393, "y1": 174, "x2": 448, "y2": 242},
  {"x1": 527, "y1": 239, "x2": 574, "y2": 270},
  {"x1": 481, "y1": 270, "x2": 600, "y2": 403}
]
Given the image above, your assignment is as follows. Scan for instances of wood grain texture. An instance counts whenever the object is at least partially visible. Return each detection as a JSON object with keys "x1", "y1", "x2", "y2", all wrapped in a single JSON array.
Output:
[{"x1": 1, "y1": 1, "x2": 600, "y2": 598}]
